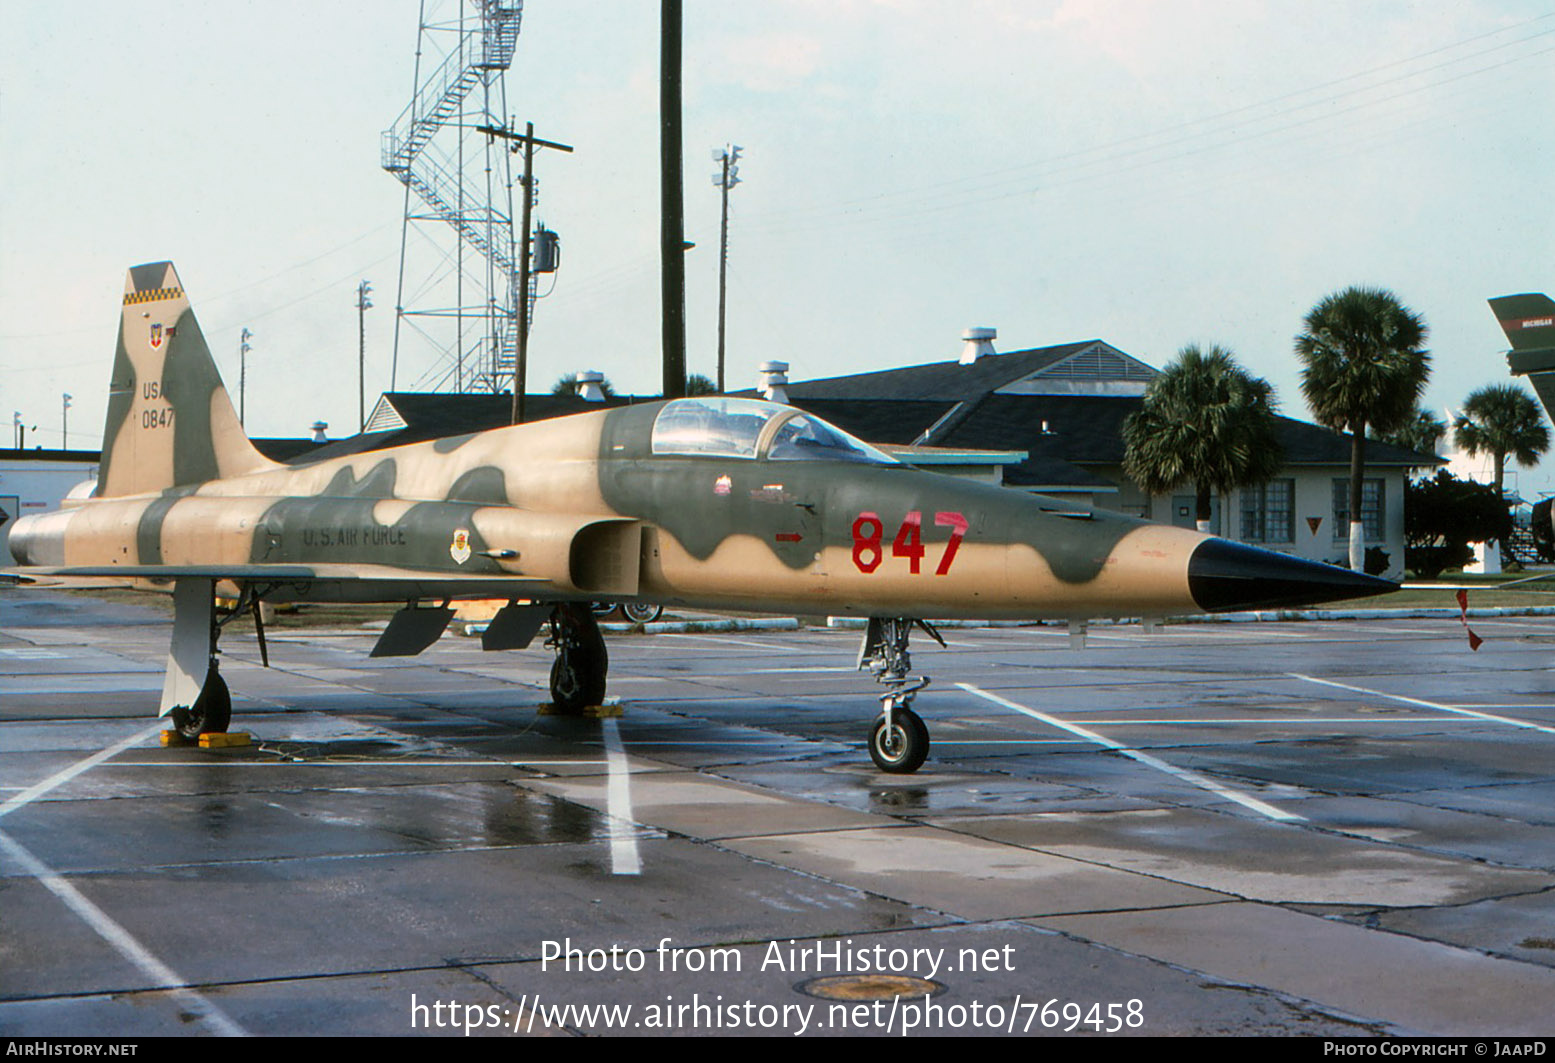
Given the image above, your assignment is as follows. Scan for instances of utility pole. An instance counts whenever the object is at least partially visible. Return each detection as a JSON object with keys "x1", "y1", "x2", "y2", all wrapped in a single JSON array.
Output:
[
  {"x1": 711, "y1": 144, "x2": 742, "y2": 394},
  {"x1": 355, "y1": 282, "x2": 373, "y2": 433},
  {"x1": 238, "y1": 328, "x2": 253, "y2": 425},
  {"x1": 61, "y1": 393, "x2": 71, "y2": 448},
  {"x1": 515, "y1": 125, "x2": 535, "y2": 426},
  {"x1": 661, "y1": 0, "x2": 687, "y2": 400},
  {"x1": 477, "y1": 121, "x2": 573, "y2": 425}
]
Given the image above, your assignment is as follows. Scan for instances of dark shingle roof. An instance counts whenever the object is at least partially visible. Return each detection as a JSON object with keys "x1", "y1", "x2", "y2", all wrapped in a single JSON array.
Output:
[
  {"x1": 932, "y1": 394, "x2": 1438, "y2": 467},
  {"x1": 1002, "y1": 456, "x2": 1118, "y2": 490},
  {"x1": 784, "y1": 341, "x2": 1104, "y2": 402},
  {"x1": 285, "y1": 392, "x2": 643, "y2": 464}
]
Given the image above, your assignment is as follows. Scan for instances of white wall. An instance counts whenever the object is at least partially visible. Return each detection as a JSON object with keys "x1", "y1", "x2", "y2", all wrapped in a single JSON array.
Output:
[{"x1": 0, "y1": 456, "x2": 98, "y2": 562}]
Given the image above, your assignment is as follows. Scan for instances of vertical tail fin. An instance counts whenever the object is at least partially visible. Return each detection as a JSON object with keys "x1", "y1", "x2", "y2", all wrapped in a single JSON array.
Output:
[
  {"x1": 98, "y1": 262, "x2": 278, "y2": 497},
  {"x1": 1490, "y1": 293, "x2": 1555, "y2": 358}
]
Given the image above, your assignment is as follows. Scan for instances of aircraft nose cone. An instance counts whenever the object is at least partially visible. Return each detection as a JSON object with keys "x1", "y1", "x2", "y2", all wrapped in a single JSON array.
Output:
[{"x1": 1187, "y1": 538, "x2": 1396, "y2": 613}]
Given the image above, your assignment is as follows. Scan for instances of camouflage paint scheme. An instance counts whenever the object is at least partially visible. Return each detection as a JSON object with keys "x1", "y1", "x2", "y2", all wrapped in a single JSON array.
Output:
[
  {"x1": 9, "y1": 263, "x2": 1389, "y2": 623},
  {"x1": 6, "y1": 262, "x2": 1393, "y2": 754}
]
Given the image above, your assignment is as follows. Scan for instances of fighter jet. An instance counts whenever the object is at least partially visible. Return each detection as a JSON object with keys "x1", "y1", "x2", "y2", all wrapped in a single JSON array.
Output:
[{"x1": 5, "y1": 263, "x2": 1394, "y2": 773}]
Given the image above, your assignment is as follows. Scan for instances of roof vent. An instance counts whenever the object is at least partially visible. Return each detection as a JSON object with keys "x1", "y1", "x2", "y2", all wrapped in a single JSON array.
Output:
[
  {"x1": 574, "y1": 370, "x2": 607, "y2": 402},
  {"x1": 758, "y1": 360, "x2": 789, "y2": 404},
  {"x1": 310, "y1": 421, "x2": 329, "y2": 443},
  {"x1": 960, "y1": 327, "x2": 997, "y2": 365}
]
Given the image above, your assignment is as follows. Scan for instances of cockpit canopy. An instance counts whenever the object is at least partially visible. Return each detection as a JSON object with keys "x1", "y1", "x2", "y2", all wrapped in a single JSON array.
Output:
[{"x1": 650, "y1": 398, "x2": 898, "y2": 465}]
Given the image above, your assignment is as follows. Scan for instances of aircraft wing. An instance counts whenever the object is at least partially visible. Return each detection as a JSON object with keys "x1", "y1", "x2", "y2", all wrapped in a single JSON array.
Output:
[{"x1": 1, "y1": 562, "x2": 561, "y2": 603}]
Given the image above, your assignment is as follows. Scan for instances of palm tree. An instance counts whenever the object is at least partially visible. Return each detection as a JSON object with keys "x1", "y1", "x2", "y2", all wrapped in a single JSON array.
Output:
[
  {"x1": 686, "y1": 373, "x2": 719, "y2": 396},
  {"x1": 1122, "y1": 345, "x2": 1283, "y2": 533},
  {"x1": 1454, "y1": 383, "x2": 1550, "y2": 498},
  {"x1": 1377, "y1": 406, "x2": 1448, "y2": 457},
  {"x1": 1295, "y1": 286, "x2": 1429, "y2": 570}
]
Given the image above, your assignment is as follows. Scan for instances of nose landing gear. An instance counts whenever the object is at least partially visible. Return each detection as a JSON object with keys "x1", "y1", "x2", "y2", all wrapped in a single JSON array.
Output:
[{"x1": 858, "y1": 618, "x2": 943, "y2": 774}]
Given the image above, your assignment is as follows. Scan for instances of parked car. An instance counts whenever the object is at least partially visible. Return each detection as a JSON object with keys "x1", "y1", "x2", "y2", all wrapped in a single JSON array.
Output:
[{"x1": 591, "y1": 601, "x2": 665, "y2": 624}]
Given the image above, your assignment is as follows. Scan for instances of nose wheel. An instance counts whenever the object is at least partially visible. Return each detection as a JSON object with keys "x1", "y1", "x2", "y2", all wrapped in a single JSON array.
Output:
[{"x1": 869, "y1": 705, "x2": 928, "y2": 774}]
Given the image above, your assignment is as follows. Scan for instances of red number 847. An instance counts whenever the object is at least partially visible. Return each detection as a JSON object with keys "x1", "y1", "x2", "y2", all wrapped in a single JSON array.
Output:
[{"x1": 851, "y1": 511, "x2": 968, "y2": 575}]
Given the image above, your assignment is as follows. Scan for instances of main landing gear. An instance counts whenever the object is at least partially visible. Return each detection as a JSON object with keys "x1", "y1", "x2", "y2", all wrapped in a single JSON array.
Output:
[
  {"x1": 547, "y1": 602, "x2": 609, "y2": 713},
  {"x1": 858, "y1": 617, "x2": 943, "y2": 774},
  {"x1": 163, "y1": 579, "x2": 267, "y2": 739},
  {"x1": 171, "y1": 664, "x2": 231, "y2": 740}
]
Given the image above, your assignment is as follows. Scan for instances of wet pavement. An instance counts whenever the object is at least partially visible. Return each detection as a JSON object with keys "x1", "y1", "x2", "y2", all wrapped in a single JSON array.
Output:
[{"x1": 3, "y1": 590, "x2": 1554, "y2": 1037}]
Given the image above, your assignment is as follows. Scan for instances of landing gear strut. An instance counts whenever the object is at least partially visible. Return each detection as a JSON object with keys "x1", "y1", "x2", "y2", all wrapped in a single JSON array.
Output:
[
  {"x1": 163, "y1": 579, "x2": 237, "y2": 739},
  {"x1": 858, "y1": 618, "x2": 943, "y2": 774},
  {"x1": 547, "y1": 602, "x2": 608, "y2": 713}
]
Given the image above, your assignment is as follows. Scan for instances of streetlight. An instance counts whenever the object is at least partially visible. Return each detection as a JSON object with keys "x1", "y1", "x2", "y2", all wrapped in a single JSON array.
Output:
[
  {"x1": 238, "y1": 328, "x2": 254, "y2": 425},
  {"x1": 711, "y1": 144, "x2": 742, "y2": 394},
  {"x1": 13, "y1": 412, "x2": 36, "y2": 449},
  {"x1": 61, "y1": 393, "x2": 72, "y2": 448},
  {"x1": 356, "y1": 281, "x2": 373, "y2": 433}
]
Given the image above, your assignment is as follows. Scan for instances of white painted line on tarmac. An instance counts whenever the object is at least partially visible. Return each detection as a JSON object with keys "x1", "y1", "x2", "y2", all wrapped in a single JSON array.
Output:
[
  {"x1": 0, "y1": 723, "x2": 163, "y2": 820},
  {"x1": 106, "y1": 759, "x2": 613, "y2": 767},
  {"x1": 932, "y1": 740, "x2": 1080, "y2": 746},
  {"x1": 957, "y1": 683, "x2": 1304, "y2": 822},
  {"x1": 600, "y1": 718, "x2": 642, "y2": 876},
  {"x1": 1038, "y1": 717, "x2": 1483, "y2": 725},
  {"x1": 0, "y1": 724, "x2": 249, "y2": 1036},
  {"x1": 605, "y1": 741, "x2": 777, "y2": 746},
  {"x1": 1289, "y1": 675, "x2": 1555, "y2": 735},
  {"x1": 658, "y1": 633, "x2": 805, "y2": 651},
  {"x1": 0, "y1": 829, "x2": 248, "y2": 1036}
]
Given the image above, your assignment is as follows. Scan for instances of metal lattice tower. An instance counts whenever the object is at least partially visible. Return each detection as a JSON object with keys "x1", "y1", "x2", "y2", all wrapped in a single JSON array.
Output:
[{"x1": 383, "y1": 0, "x2": 524, "y2": 395}]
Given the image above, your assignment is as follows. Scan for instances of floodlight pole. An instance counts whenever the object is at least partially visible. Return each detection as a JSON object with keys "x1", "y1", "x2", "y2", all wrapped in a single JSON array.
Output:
[{"x1": 61, "y1": 393, "x2": 71, "y2": 448}]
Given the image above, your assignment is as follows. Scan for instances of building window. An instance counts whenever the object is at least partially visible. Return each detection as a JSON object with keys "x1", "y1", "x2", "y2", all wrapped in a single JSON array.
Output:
[
  {"x1": 1241, "y1": 480, "x2": 1294, "y2": 543},
  {"x1": 1332, "y1": 478, "x2": 1384, "y2": 540}
]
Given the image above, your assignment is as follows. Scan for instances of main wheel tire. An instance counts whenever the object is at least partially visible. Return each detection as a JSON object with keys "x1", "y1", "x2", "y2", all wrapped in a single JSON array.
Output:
[
  {"x1": 620, "y1": 602, "x2": 663, "y2": 624},
  {"x1": 170, "y1": 670, "x2": 232, "y2": 739},
  {"x1": 869, "y1": 706, "x2": 928, "y2": 774},
  {"x1": 549, "y1": 605, "x2": 608, "y2": 713}
]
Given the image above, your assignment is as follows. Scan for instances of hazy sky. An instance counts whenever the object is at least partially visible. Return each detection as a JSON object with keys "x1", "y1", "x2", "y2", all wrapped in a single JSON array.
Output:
[{"x1": 2, "y1": 2, "x2": 1551, "y2": 486}]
